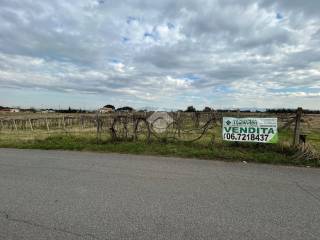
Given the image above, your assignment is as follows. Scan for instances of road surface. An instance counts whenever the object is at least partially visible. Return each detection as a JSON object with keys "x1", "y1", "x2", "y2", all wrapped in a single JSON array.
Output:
[{"x1": 0, "y1": 148, "x2": 319, "y2": 240}]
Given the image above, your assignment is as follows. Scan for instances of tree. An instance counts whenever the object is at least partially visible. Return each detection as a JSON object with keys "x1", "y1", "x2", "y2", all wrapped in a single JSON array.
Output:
[
  {"x1": 203, "y1": 106, "x2": 212, "y2": 112},
  {"x1": 185, "y1": 106, "x2": 196, "y2": 112},
  {"x1": 116, "y1": 106, "x2": 134, "y2": 112},
  {"x1": 104, "y1": 104, "x2": 115, "y2": 110}
]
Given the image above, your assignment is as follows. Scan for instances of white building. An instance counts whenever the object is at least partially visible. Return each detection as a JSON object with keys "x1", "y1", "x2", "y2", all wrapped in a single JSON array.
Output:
[{"x1": 10, "y1": 108, "x2": 20, "y2": 113}]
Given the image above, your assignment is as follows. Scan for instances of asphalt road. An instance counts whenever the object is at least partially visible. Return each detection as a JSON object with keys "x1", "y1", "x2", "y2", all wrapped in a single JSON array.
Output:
[{"x1": 0, "y1": 149, "x2": 319, "y2": 240}]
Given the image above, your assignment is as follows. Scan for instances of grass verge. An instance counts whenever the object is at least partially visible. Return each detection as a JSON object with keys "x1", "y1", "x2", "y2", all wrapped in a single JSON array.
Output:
[{"x1": 0, "y1": 133, "x2": 318, "y2": 167}]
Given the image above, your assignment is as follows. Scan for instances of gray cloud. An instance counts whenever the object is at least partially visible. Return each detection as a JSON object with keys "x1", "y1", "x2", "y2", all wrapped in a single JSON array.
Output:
[
  {"x1": 259, "y1": 0, "x2": 320, "y2": 16},
  {"x1": 0, "y1": 0, "x2": 319, "y2": 109}
]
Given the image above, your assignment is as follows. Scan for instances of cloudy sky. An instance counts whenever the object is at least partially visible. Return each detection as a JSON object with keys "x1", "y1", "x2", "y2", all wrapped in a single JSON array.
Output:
[{"x1": 0, "y1": 0, "x2": 320, "y2": 110}]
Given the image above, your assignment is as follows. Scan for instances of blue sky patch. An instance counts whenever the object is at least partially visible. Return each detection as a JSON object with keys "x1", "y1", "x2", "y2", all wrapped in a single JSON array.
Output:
[
  {"x1": 276, "y1": 12, "x2": 283, "y2": 20},
  {"x1": 183, "y1": 74, "x2": 200, "y2": 81}
]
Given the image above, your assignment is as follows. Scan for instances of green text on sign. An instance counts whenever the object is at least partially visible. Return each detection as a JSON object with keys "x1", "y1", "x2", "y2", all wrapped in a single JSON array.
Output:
[{"x1": 222, "y1": 117, "x2": 278, "y2": 143}]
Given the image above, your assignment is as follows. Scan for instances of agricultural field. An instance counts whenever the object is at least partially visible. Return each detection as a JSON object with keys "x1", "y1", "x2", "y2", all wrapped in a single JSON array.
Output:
[{"x1": 0, "y1": 111, "x2": 319, "y2": 167}]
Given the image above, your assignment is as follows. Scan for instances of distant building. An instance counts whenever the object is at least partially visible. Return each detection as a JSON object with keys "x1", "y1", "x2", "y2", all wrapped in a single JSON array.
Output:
[
  {"x1": 10, "y1": 108, "x2": 20, "y2": 113},
  {"x1": 99, "y1": 105, "x2": 115, "y2": 113},
  {"x1": 41, "y1": 109, "x2": 55, "y2": 113},
  {"x1": 0, "y1": 108, "x2": 11, "y2": 113},
  {"x1": 0, "y1": 107, "x2": 20, "y2": 113}
]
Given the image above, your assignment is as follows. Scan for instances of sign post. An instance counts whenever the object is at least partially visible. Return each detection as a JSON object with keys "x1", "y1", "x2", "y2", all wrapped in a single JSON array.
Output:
[{"x1": 222, "y1": 117, "x2": 278, "y2": 143}]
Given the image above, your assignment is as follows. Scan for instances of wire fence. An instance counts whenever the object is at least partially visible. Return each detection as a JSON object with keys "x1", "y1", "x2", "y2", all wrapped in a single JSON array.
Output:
[{"x1": 1, "y1": 110, "x2": 319, "y2": 142}]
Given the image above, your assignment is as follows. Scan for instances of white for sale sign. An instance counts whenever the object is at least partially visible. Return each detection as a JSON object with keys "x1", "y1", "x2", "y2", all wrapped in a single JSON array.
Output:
[{"x1": 222, "y1": 117, "x2": 278, "y2": 143}]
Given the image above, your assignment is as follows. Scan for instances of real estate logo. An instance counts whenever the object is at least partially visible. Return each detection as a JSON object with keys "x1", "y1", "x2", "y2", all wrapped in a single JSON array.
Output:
[{"x1": 147, "y1": 111, "x2": 173, "y2": 133}]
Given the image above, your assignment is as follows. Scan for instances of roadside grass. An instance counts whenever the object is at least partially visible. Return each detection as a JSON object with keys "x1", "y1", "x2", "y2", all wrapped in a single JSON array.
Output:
[
  {"x1": 1, "y1": 129, "x2": 318, "y2": 167},
  {"x1": 308, "y1": 131, "x2": 320, "y2": 152},
  {"x1": 1, "y1": 123, "x2": 319, "y2": 167}
]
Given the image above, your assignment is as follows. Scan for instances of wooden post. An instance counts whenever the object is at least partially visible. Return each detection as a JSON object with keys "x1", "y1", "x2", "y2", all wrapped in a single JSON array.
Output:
[
  {"x1": 195, "y1": 112, "x2": 199, "y2": 128},
  {"x1": 45, "y1": 118, "x2": 50, "y2": 131},
  {"x1": 293, "y1": 107, "x2": 303, "y2": 146},
  {"x1": 62, "y1": 116, "x2": 66, "y2": 130},
  {"x1": 12, "y1": 119, "x2": 18, "y2": 131},
  {"x1": 96, "y1": 113, "x2": 100, "y2": 143},
  {"x1": 80, "y1": 116, "x2": 84, "y2": 129},
  {"x1": 28, "y1": 119, "x2": 33, "y2": 131},
  {"x1": 177, "y1": 111, "x2": 181, "y2": 137}
]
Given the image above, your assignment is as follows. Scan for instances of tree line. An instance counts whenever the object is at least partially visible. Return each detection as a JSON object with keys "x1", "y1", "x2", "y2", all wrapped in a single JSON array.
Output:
[{"x1": 266, "y1": 108, "x2": 320, "y2": 114}]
